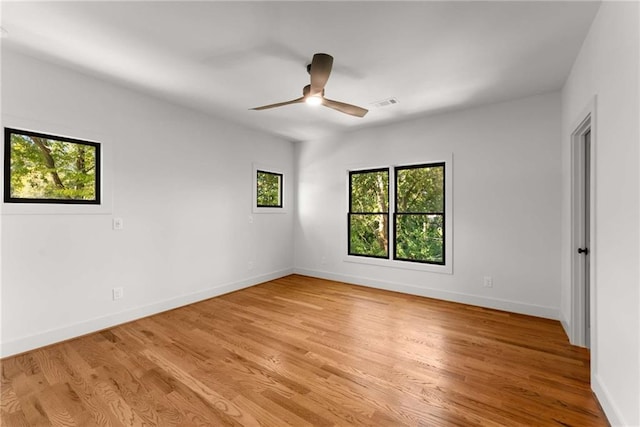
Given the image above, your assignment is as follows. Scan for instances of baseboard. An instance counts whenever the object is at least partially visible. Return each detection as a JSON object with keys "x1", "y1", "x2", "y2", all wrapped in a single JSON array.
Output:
[
  {"x1": 560, "y1": 314, "x2": 572, "y2": 342},
  {"x1": 294, "y1": 268, "x2": 560, "y2": 320},
  {"x1": 592, "y1": 373, "x2": 627, "y2": 427},
  {"x1": 0, "y1": 268, "x2": 293, "y2": 358}
]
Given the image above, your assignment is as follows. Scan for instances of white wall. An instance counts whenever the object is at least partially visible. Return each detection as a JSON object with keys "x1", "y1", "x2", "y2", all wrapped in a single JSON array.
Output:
[
  {"x1": 560, "y1": 2, "x2": 640, "y2": 426},
  {"x1": 294, "y1": 92, "x2": 562, "y2": 319},
  {"x1": 0, "y1": 50, "x2": 295, "y2": 357}
]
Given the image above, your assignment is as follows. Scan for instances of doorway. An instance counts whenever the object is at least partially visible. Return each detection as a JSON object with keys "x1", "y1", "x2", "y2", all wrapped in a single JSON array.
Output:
[{"x1": 571, "y1": 115, "x2": 592, "y2": 348}]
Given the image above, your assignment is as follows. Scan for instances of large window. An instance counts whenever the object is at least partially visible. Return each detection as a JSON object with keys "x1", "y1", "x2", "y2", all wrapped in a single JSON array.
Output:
[
  {"x1": 4, "y1": 128, "x2": 100, "y2": 204},
  {"x1": 348, "y1": 162, "x2": 447, "y2": 266}
]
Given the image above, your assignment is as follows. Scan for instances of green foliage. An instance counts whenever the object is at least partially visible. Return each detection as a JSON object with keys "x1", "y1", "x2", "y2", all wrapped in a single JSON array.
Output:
[
  {"x1": 9, "y1": 133, "x2": 97, "y2": 200},
  {"x1": 349, "y1": 214, "x2": 389, "y2": 257},
  {"x1": 349, "y1": 164, "x2": 445, "y2": 263},
  {"x1": 396, "y1": 166, "x2": 443, "y2": 212},
  {"x1": 395, "y1": 214, "x2": 444, "y2": 263},
  {"x1": 350, "y1": 170, "x2": 388, "y2": 212},
  {"x1": 257, "y1": 171, "x2": 282, "y2": 207}
]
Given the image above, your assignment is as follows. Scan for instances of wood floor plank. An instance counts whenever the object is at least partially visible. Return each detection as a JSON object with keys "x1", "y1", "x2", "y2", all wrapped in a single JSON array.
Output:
[{"x1": 1, "y1": 275, "x2": 609, "y2": 426}]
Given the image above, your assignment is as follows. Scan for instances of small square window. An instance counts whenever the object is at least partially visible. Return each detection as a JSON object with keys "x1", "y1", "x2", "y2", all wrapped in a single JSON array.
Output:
[
  {"x1": 256, "y1": 170, "x2": 283, "y2": 208},
  {"x1": 4, "y1": 128, "x2": 101, "y2": 204}
]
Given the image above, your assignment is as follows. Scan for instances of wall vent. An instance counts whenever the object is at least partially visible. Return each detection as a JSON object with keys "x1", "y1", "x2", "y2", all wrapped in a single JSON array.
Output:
[{"x1": 372, "y1": 97, "x2": 399, "y2": 108}]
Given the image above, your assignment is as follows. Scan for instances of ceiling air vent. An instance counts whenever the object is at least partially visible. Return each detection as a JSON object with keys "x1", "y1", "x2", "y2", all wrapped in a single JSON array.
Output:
[{"x1": 372, "y1": 98, "x2": 399, "y2": 108}]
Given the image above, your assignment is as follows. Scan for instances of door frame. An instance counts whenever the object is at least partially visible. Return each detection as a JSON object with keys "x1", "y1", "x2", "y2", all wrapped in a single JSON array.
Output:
[{"x1": 570, "y1": 98, "x2": 597, "y2": 349}]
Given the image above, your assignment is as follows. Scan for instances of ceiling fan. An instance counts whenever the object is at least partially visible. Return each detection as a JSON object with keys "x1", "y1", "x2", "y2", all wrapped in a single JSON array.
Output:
[{"x1": 251, "y1": 53, "x2": 368, "y2": 118}]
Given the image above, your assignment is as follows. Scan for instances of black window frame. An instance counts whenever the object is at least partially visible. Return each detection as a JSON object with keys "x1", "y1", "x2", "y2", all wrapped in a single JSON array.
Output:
[
  {"x1": 256, "y1": 169, "x2": 283, "y2": 208},
  {"x1": 347, "y1": 167, "x2": 390, "y2": 259},
  {"x1": 4, "y1": 127, "x2": 101, "y2": 205},
  {"x1": 393, "y1": 162, "x2": 446, "y2": 265}
]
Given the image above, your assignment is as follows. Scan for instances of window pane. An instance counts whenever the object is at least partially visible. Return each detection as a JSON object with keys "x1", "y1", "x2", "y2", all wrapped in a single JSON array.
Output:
[
  {"x1": 256, "y1": 170, "x2": 282, "y2": 207},
  {"x1": 395, "y1": 214, "x2": 444, "y2": 263},
  {"x1": 6, "y1": 129, "x2": 99, "y2": 203},
  {"x1": 396, "y1": 165, "x2": 444, "y2": 213},
  {"x1": 349, "y1": 214, "x2": 389, "y2": 257},
  {"x1": 350, "y1": 169, "x2": 389, "y2": 213}
]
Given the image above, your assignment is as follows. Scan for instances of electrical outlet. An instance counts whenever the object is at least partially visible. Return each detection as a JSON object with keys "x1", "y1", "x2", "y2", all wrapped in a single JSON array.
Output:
[
  {"x1": 248, "y1": 215, "x2": 254, "y2": 224},
  {"x1": 483, "y1": 276, "x2": 493, "y2": 288},
  {"x1": 248, "y1": 261, "x2": 254, "y2": 270},
  {"x1": 112, "y1": 287, "x2": 124, "y2": 300},
  {"x1": 321, "y1": 256, "x2": 327, "y2": 265},
  {"x1": 113, "y1": 217, "x2": 124, "y2": 230}
]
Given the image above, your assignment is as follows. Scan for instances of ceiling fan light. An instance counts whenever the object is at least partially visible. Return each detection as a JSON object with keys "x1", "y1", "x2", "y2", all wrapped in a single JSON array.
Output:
[{"x1": 305, "y1": 96, "x2": 322, "y2": 106}]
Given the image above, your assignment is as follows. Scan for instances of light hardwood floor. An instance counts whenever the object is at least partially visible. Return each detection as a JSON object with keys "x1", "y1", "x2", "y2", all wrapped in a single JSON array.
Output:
[{"x1": 1, "y1": 275, "x2": 608, "y2": 426}]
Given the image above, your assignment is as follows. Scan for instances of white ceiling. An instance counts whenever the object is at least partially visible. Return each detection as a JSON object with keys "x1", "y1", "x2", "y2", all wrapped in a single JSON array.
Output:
[{"x1": 1, "y1": 1, "x2": 600, "y2": 141}]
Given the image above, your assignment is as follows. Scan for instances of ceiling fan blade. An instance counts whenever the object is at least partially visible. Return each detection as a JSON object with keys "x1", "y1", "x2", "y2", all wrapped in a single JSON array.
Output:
[
  {"x1": 309, "y1": 53, "x2": 333, "y2": 96},
  {"x1": 251, "y1": 97, "x2": 305, "y2": 111},
  {"x1": 322, "y1": 98, "x2": 368, "y2": 118}
]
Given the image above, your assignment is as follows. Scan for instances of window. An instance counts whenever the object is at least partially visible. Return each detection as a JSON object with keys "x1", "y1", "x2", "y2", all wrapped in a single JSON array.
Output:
[
  {"x1": 348, "y1": 168, "x2": 389, "y2": 258},
  {"x1": 394, "y1": 163, "x2": 445, "y2": 264},
  {"x1": 256, "y1": 170, "x2": 283, "y2": 208},
  {"x1": 348, "y1": 161, "x2": 448, "y2": 266},
  {"x1": 4, "y1": 128, "x2": 101, "y2": 204}
]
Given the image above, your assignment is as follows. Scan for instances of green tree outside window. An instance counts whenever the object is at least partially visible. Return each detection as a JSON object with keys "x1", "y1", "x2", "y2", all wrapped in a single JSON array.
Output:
[
  {"x1": 348, "y1": 169, "x2": 389, "y2": 258},
  {"x1": 256, "y1": 170, "x2": 282, "y2": 207},
  {"x1": 348, "y1": 163, "x2": 445, "y2": 265},
  {"x1": 5, "y1": 128, "x2": 100, "y2": 203},
  {"x1": 395, "y1": 164, "x2": 445, "y2": 264}
]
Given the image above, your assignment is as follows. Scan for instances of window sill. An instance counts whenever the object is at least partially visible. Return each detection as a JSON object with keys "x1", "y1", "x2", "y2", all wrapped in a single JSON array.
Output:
[
  {"x1": 252, "y1": 207, "x2": 288, "y2": 214},
  {"x1": 1, "y1": 203, "x2": 112, "y2": 215},
  {"x1": 343, "y1": 255, "x2": 452, "y2": 275}
]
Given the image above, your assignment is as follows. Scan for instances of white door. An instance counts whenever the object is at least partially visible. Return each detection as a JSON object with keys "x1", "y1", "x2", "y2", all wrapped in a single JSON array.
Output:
[
  {"x1": 581, "y1": 129, "x2": 591, "y2": 348},
  {"x1": 572, "y1": 120, "x2": 592, "y2": 348}
]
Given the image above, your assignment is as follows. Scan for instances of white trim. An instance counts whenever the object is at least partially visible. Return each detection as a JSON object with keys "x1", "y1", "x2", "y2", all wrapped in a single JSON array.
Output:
[
  {"x1": 252, "y1": 162, "x2": 288, "y2": 214},
  {"x1": 1, "y1": 114, "x2": 114, "y2": 215},
  {"x1": 345, "y1": 154, "x2": 453, "y2": 275},
  {"x1": 592, "y1": 374, "x2": 627, "y2": 427},
  {"x1": 343, "y1": 254, "x2": 452, "y2": 274},
  {"x1": 560, "y1": 312, "x2": 571, "y2": 341},
  {"x1": 295, "y1": 268, "x2": 559, "y2": 320},
  {"x1": 0, "y1": 268, "x2": 293, "y2": 358}
]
